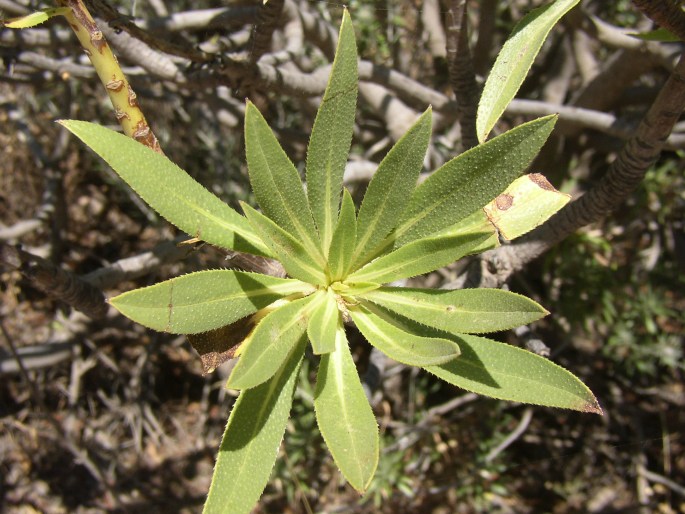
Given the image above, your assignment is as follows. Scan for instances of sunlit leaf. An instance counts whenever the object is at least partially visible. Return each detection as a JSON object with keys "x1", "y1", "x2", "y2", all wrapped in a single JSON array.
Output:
[
  {"x1": 483, "y1": 173, "x2": 570, "y2": 240},
  {"x1": 227, "y1": 296, "x2": 314, "y2": 390},
  {"x1": 109, "y1": 270, "x2": 312, "y2": 334},
  {"x1": 307, "y1": 289, "x2": 341, "y2": 355},
  {"x1": 347, "y1": 228, "x2": 493, "y2": 284},
  {"x1": 351, "y1": 304, "x2": 460, "y2": 366},
  {"x1": 315, "y1": 324, "x2": 378, "y2": 492},
  {"x1": 58, "y1": 121, "x2": 270, "y2": 256},
  {"x1": 244, "y1": 101, "x2": 321, "y2": 256},
  {"x1": 424, "y1": 333, "x2": 602, "y2": 414},
  {"x1": 360, "y1": 287, "x2": 548, "y2": 334},
  {"x1": 203, "y1": 338, "x2": 305, "y2": 514},
  {"x1": 385, "y1": 116, "x2": 557, "y2": 250},
  {"x1": 477, "y1": 0, "x2": 580, "y2": 142},
  {"x1": 306, "y1": 9, "x2": 358, "y2": 253},
  {"x1": 4, "y1": 8, "x2": 70, "y2": 28},
  {"x1": 353, "y1": 108, "x2": 432, "y2": 268}
]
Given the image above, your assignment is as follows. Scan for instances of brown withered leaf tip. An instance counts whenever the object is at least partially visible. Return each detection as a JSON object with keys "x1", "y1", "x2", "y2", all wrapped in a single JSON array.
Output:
[
  {"x1": 529, "y1": 173, "x2": 555, "y2": 191},
  {"x1": 187, "y1": 315, "x2": 257, "y2": 375}
]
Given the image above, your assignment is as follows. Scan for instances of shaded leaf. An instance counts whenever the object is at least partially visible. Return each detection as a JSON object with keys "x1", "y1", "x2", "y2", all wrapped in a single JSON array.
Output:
[
  {"x1": 328, "y1": 189, "x2": 357, "y2": 281},
  {"x1": 351, "y1": 303, "x2": 460, "y2": 366},
  {"x1": 242, "y1": 203, "x2": 327, "y2": 285},
  {"x1": 109, "y1": 270, "x2": 312, "y2": 334},
  {"x1": 315, "y1": 324, "x2": 379, "y2": 492},
  {"x1": 629, "y1": 27, "x2": 679, "y2": 42},
  {"x1": 203, "y1": 338, "x2": 305, "y2": 514},
  {"x1": 477, "y1": 0, "x2": 580, "y2": 142},
  {"x1": 58, "y1": 120, "x2": 269, "y2": 256}
]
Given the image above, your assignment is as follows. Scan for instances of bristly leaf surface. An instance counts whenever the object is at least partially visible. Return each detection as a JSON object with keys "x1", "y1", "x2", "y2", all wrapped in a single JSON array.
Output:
[
  {"x1": 314, "y1": 324, "x2": 379, "y2": 492},
  {"x1": 388, "y1": 115, "x2": 557, "y2": 250},
  {"x1": 477, "y1": 0, "x2": 580, "y2": 142},
  {"x1": 327, "y1": 189, "x2": 357, "y2": 281},
  {"x1": 307, "y1": 289, "x2": 341, "y2": 355},
  {"x1": 242, "y1": 203, "x2": 327, "y2": 285},
  {"x1": 351, "y1": 304, "x2": 460, "y2": 366},
  {"x1": 347, "y1": 229, "x2": 492, "y2": 284},
  {"x1": 109, "y1": 270, "x2": 312, "y2": 334},
  {"x1": 58, "y1": 121, "x2": 269, "y2": 256},
  {"x1": 353, "y1": 107, "x2": 432, "y2": 268},
  {"x1": 360, "y1": 287, "x2": 548, "y2": 334},
  {"x1": 244, "y1": 101, "x2": 322, "y2": 257},
  {"x1": 306, "y1": 9, "x2": 358, "y2": 254},
  {"x1": 203, "y1": 339, "x2": 305, "y2": 514},
  {"x1": 424, "y1": 333, "x2": 602, "y2": 414},
  {"x1": 227, "y1": 295, "x2": 314, "y2": 390}
]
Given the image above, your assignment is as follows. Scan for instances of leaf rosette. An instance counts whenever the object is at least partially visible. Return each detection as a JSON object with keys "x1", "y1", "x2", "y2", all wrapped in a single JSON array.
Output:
[{"x1": 58, "y1": 9, "x2": 599, "y2": 514}]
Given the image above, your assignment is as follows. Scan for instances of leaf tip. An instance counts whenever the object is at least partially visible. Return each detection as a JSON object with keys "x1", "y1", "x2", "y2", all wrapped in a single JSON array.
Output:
[{"x1": 580, "y1": 397, "x2": 603, "y2": 416}]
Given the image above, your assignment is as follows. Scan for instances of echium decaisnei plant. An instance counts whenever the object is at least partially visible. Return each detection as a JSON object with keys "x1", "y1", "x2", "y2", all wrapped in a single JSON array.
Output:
[{"x1": 58, "y1": 10, "x2": 600, "y2": 514}]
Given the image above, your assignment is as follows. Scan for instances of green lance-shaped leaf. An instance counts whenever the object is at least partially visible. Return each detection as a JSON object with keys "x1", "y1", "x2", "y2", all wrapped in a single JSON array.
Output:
[
  {"x1": 629, "y1": 28, "x2": 680, "y2": 43},
  {"x1": 351, "y1": 303, "x2": 460, "y2": 367},
  {"x1": 306, "y1": 9, "x2": 358, "y2": 254},
  {"x1": 244, "y1": 101, "x2": 321, "y2": 257},
  {"x1": 385, "y1": 115, "x2": 557, "y2": 251},
  {"x1": 109, "y1": 270, "x2": 313, "y2": 334},
  {"x1": 58, "y1": 121, "x2": 269, "y2": 256},
  {"x1": 307, "y1": 289, "x2": 341, "y2": 355},
  {"x1": 424, "y1": 333, "x2": 602, "y2": 414},
  {"x1": 242, "y1": 203, "x2": 327, "y2": 285},
  {"x1": 476, "y1": 0, "x2": 580, "y2": 143},
  {"x1": 327, "y1": 189, "x2": 357, "y2": 281},
  {"x1": 227, "y1": 295, "x2": 314, "y2": 390},
  {"x1": 314, "y1": 323, "x2": 379, "y2": 492},
  {"x1": 347, "y1": 227, "x2": 494, "y2": 285},
  {"x1": 483, "y1": 173, "x2": 570, "y2": 240},
  {"x1": 352, "y1": 107, "x2": 432, "y2": 268},
  {"x1": 360, "y1": 287, "x2": 548, "y2": 335},
  {"x1": 203, "y1": 338, "x2": 305, "y2": 514},
  {"x1": 4, "y1": 7, "x2": 71, "y2": 28}
]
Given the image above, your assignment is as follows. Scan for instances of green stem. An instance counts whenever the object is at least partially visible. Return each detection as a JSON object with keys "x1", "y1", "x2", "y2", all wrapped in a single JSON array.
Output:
[{"x1": 56, "y1": 0, "x2": 162, "y2": 153}]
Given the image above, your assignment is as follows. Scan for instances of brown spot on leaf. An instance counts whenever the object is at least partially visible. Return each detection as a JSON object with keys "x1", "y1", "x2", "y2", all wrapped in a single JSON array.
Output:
[
  {"x1": 529, "y1": 173, "x2": 555, "y2": 191},
  {"x1": 495, "y1": 194, "x2": 514, "y2": 211}
]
